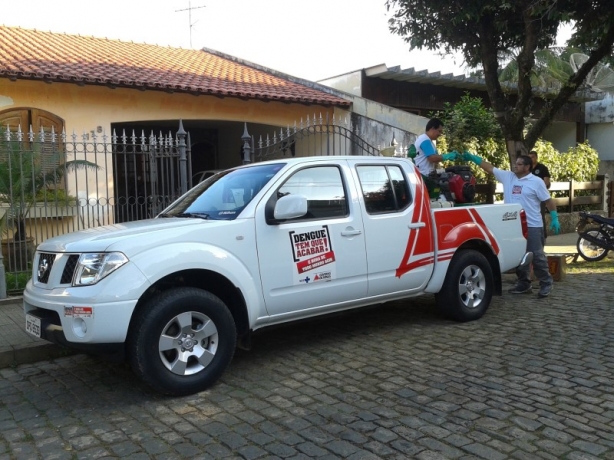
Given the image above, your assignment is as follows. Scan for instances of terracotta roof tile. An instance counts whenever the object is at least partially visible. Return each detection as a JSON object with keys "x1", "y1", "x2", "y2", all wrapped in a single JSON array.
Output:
[{"x1": 0, "y1": 25, "x2": 349, "y2": 107}]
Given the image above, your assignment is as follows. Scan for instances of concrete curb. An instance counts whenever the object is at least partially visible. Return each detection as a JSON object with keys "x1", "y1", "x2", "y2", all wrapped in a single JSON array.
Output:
[{"x1": 0, "y1": 342, "x2": 77, "y2": 369}]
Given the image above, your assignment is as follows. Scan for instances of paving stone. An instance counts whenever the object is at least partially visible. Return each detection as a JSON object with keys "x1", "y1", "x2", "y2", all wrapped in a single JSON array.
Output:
[{"x1": 2, "y1": 269, "x2": 614, "y2": 457}]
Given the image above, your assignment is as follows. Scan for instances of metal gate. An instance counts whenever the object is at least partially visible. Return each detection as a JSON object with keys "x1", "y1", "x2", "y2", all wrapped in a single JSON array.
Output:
[{"x1": 241, "y1": 114, "x2": 403, "y2": 163}]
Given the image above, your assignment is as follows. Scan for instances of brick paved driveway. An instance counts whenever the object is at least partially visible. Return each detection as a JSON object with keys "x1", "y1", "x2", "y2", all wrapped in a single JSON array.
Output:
[{"x1": 1, "y1": 270, "x2": 613, "y2": 459}]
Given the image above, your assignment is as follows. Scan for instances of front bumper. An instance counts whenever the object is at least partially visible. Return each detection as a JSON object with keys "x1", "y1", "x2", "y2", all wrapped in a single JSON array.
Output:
[
  {"x1": 24, "y1": 306, "x2": 125, "y2": 356},
  {"x1": 23, "y1": 261, "x2": 149, "y2": 347}
]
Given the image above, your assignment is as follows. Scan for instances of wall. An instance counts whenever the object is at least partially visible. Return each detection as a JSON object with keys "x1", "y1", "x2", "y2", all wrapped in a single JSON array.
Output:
[
  {"x1": 586, "y1": 122, "x2": 614, "y2": 162},
  {"x1": 541, "y1": 121, "x2": 578, "y2": 153},
  {"x1": 0, "y1": 79, "x2": 333, "y2": 136}
]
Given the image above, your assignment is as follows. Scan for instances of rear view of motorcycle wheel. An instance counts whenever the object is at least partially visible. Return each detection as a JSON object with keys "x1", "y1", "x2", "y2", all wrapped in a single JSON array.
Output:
[{"x1": 577, "y1": 230, "x2": 609, "y2": 262}]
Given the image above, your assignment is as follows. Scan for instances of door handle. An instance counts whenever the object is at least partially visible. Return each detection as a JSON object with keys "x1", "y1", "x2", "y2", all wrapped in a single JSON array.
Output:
[
  {"x1": 408, "y1": 222, "x2": 426, "y2": 229},
  {"x1": 341, "y1": 229, "x2": 362, "y2": 237}
]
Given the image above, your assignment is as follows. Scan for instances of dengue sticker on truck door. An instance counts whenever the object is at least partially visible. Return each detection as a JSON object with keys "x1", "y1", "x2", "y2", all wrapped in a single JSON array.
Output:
[{"x1": 289, "y1": 225, "x2": 336, "y2": 285}]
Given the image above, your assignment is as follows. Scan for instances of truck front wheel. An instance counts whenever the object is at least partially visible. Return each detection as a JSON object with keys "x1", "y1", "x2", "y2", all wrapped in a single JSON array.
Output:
[
  {"x1": 128, "y1": 287, "x2": 237, "y2": 396},
  {"x1": 436, "y1": 250, "x2": 493, "y2": 322}
]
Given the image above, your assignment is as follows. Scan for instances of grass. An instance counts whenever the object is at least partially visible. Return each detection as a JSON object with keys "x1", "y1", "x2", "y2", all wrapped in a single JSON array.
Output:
[{"x1": 566, "y1": 257, "x2": 614, "y2": 275}]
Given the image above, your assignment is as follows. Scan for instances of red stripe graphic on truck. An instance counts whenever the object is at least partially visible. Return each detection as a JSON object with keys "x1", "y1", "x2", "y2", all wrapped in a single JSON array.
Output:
[{"x1": 395, "y1": 171, "x2": 499, "y2": 278}]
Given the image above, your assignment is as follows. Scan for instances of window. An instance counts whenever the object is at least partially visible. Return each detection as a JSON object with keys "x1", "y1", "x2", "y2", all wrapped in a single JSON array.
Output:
[
  {"x1": 277, "y1": 166, "x2": 348, "y2": 220},
  {"x1": 357, "y1": 165, "x2": 411, "y2": 214}
]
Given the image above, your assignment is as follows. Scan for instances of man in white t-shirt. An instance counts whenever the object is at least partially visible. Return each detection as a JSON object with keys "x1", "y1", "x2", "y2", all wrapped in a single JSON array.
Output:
[
  {"x1": 413, "y1": 118, "x2": 458, "y2": 175},
  {"x1": 463, "y1": 152, "x2": 561, "y2": 298}
]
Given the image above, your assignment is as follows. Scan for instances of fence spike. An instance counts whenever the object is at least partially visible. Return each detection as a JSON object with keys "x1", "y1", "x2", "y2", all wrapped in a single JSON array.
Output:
[
  {"x1": 149, "y1": 130, "x2": 157, "y2": 147},
  {"x1": 287, "y1": 125, "x2": 291, "y2": 138},
  {"x1": 294, "y1": 121, "x2": 298, "y2": 133},
  {"x1": 28, "y1": 124, "x2": 35, "y2": 142},
  {"x1": 111, "y1": 129, "x2": 117, "y2": 144},
  {"x1": 50, "y1": 125, "x2": 57, "y2": 144},
  {"x1": 101, "y1": 129, "x2": 108, "y2": 144},
  {"x1": 279, "y1": 128, "x2": 284, "y2": 141},
  {"x1": 15, "y1": 124, "x2": 22, "y2": 142},
  {"x1": 258, "y1": 135, "x2": 263, "y2": 149},
  {"x1": 121, "y1": 129, "x2": 127, "y2": 144},
  {"x1": 73, "y1": 129, "x2": 79, "y2": 143},
  {"x1": 82, "y1": 131, "x2": 89, "y2": 143},
  {"x1": 299, "y1": 118, "x2": 303, "y2": 130},
  {"x1": 266, "y1": 134, "x2": 270, "y2": 147},
  {"x1": 140, "y1": 130, "x2": 147, "y2": 145},
  {"x1": 130, "y1": 130, "x2": 137, "y2": 145},
  {"x1": 38, "y1": 126, "x2": 45, "y2": 142},
  {"x1": 61, "y1": 127, "x2": 67, "y2": 143},
  {"x1": 273, "y1": 131, "x2": 277, "y2": 145}
]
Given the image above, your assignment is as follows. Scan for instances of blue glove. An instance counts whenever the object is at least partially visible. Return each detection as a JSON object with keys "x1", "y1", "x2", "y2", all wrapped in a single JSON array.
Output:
[
  {"x1": 463, "y1": 151, "x2": 483, "y2": 165},
  {"x1": 549, "y1": 210, "x2": 561, "y2": 235},
  {"x1": 441, "y1": 151, "x2": 458, "y2": 161}
]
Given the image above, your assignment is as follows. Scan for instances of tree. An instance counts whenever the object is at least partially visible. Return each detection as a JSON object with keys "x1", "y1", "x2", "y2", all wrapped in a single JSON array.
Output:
[
  {"x1": 385, "y1": 0, "x2": 614, "y2": 166},
  {"x1": 434, "y1": 94, "x2": 509, "y2": 184}
]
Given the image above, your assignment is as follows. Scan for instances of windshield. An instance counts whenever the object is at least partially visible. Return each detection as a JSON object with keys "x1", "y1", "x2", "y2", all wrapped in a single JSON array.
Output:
[{"x1": 159, "y1": 163, "x2": 285, "y2": 220}]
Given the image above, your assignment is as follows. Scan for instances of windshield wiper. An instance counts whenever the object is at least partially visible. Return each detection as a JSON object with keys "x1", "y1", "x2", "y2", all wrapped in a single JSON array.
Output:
[{"x1": 172, "y1": 212, "x2": 210, "y2": 219}]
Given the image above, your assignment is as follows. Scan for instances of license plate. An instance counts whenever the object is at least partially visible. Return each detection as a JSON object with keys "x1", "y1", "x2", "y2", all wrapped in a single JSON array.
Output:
[{"x1": 25, "y1": 314, "x2": 41, "y2": 338}]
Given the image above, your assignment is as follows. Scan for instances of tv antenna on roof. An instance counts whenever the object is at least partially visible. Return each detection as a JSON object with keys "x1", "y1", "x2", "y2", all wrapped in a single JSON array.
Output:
[{"x1": 175, "y1": 1, "x2": 206, "y2": 48}]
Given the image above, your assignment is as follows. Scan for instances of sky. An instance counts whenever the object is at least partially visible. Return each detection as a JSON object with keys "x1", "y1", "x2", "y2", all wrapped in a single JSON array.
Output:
[
  {"x1": 2, "y1": 0, "x2": 472, "y2": 81},
  {"x1": 3, "y1": 0, "x2": 574, "y2": 82}
]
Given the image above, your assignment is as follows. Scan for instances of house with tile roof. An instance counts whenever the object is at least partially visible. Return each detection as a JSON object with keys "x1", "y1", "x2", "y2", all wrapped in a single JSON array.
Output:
[
  {"x1": 0, "y1": 25, "x2": 355, "y2": 172},
  {"x1": 0, "y1": 25, "x2": 425, "y2": 246}
]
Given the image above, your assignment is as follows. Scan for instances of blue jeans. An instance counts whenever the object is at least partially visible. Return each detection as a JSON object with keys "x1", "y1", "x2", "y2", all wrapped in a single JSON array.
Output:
[{"x1": 516, "y1": 227, "x2": 553, "y2": 289}]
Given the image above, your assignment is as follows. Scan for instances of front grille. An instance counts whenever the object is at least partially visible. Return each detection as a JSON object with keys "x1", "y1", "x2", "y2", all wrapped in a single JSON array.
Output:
[
  {"x1": 37, "y1": 253, "x2": 56, "y2": 283},
  {"x1": 61, "y1": 255, "x2": 80, "y2": 284}
]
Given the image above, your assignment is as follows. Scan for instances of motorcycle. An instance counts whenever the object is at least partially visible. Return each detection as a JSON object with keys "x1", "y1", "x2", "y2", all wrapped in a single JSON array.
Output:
[{"x1": 575, "y1": 211, "x2": 614, "y2": 261}]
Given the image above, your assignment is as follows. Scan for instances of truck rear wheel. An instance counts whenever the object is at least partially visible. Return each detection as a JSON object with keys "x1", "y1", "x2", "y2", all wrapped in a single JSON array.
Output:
[
  {"x1": 436, "y1": 250, "x2": 493, "y2": 322},
  {"x1": 128, "y1": 287, "x2": 236, "y2": 396}
]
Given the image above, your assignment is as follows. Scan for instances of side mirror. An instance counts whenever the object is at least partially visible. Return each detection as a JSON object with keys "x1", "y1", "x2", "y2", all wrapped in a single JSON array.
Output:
[{"x1": 274, "y1": 195, "x2": 308, "y2": 220}]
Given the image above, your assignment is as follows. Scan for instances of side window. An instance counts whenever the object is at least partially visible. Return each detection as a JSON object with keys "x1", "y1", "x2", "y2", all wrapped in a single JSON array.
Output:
[
  {"x1": 277, "y1": 166, "x2": 348, "y2": 220},
  {"x1": 357, "y1": 165, "x2": 412, "y2": 214}
]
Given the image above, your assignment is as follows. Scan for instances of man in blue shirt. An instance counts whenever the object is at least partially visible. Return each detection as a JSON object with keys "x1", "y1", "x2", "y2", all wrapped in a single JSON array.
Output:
[{"x1": 413, "y1": 118, "x2": 457, "y2": 175}]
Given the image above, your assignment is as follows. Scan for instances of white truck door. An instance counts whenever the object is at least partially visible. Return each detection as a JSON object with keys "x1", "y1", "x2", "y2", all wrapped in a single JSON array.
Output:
[
  {"x1": 255, "y1": 162, "x2": 368, "y2": 318},
  {"x1": 350, "y1": 161, "x2": 434, "y2": 297}
]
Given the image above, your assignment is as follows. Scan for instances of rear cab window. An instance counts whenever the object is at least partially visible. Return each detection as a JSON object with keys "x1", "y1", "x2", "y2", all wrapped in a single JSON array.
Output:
[{"x1": 356, "y1": 164, "x2": 412, "y2": 214}]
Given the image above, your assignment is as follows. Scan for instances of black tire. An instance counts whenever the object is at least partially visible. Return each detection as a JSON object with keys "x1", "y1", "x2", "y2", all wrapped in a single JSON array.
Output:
[
  {"x1": 436, "y1": 250, "x2": 493, "y2": 322},
  {"x1": 577, "y1": 230, "x2": 609, "y2": 262},
  {"x1": 128, "y1": 287, "x2": 236, "y2": 396}
]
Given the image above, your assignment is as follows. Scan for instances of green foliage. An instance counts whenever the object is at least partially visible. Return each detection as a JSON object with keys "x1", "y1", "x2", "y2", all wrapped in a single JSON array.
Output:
[
  {"x1": 432, "y1": 94, "x2": 600, "y2": 187},
  {"x1": 5, "y1": 271, "x2": 30, "y2": 293},
  {"x1": 433, "y1": 94, "x2": 509, "y2": 183},
  {"x1": 498, "y1": 48, "x2": 579, "y2": 89},
  {"x1": 532, "y1": 139, "x2": 599, "y2": 181}
]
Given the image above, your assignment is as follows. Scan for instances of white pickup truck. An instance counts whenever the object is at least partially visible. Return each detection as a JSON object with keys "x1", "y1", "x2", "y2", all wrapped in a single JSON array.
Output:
[{"x1": 24, "y1": 156, "x2": 531, "y2": 395}]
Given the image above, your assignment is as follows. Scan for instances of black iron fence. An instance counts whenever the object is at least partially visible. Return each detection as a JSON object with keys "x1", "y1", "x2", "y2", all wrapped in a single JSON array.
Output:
[
  {"x1": 1, "y1": 123, "x2": 190, "y2": 293},
  {"x1": 1, "y1": 115, "x2": 411, "y2": 295}
]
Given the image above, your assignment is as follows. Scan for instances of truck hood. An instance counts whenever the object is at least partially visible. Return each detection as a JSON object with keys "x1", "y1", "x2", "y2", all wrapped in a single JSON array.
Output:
[{"x1": 37, "y1": 218, "x2": 213, "y2": 253}]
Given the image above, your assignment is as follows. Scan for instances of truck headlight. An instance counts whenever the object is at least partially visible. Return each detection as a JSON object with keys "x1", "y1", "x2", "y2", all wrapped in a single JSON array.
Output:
[{"x1": 73, "y1": 252, "x2": 129, "y2": 286}]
